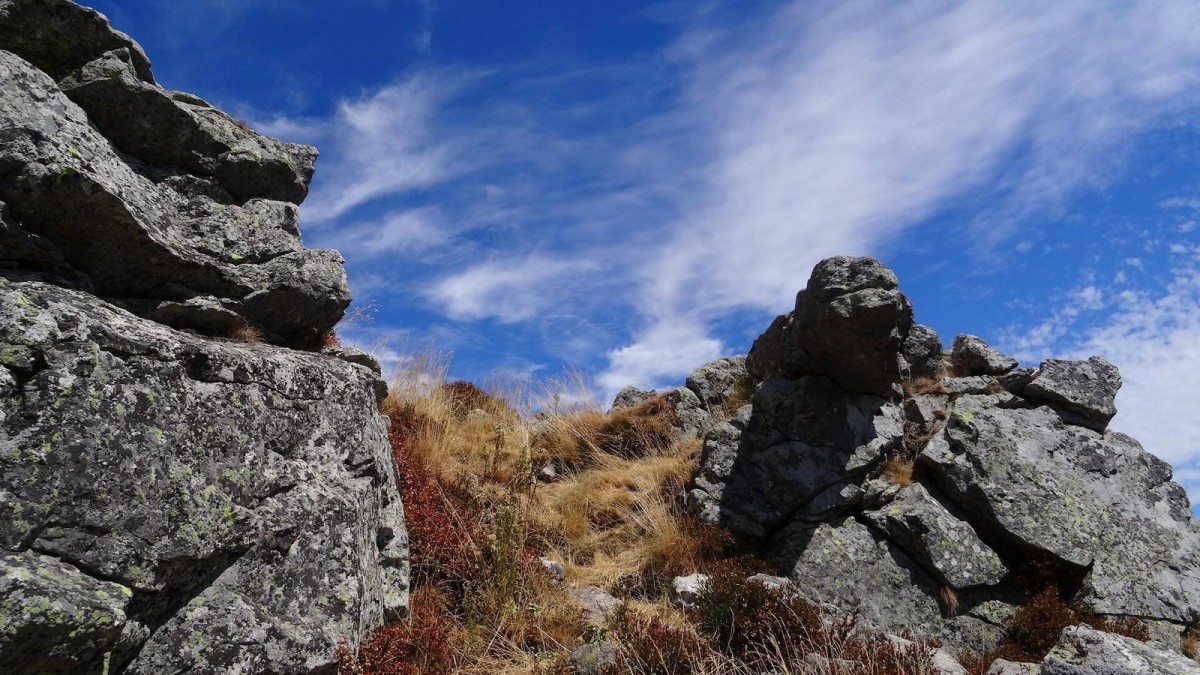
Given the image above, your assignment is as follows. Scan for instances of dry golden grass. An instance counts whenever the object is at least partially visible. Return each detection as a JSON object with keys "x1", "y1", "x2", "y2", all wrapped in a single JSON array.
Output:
[
  {"x1": 881, "y1": 454, "x2": 915, "y2": 487},
  {"x1": 358, "y1": 351, "x2": 942, "y2": 674},
  {"x1": 902, "y1": 376, "x2": 949, "y2": 397},
  {"x1": 229, "y1": 322, "x2": 262, "y2": 344}
]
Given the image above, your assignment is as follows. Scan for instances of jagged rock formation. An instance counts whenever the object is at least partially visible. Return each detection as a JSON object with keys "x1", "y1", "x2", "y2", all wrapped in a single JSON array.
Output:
[
  {"x1": 0, "y1": 2, "x2": 408, "y2": 673},
  {"x1": 689, "y1": 256, "x2": 1200, "y2": 656}
]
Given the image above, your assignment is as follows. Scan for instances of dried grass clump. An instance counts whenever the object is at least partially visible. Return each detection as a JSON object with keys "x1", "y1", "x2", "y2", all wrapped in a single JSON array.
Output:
[
  {"x1": 229, "y1": 322, "x2": 262, "y2": 344},
  {"x1": 903, "y1": 376, "x2": 949, "y2": 397},
  {"x1": 881, "y1": 454, "x2": 915, "y2": 487},
  {"x1": 1182, "y1": 625, "x2": 1200, "y2": 660}
]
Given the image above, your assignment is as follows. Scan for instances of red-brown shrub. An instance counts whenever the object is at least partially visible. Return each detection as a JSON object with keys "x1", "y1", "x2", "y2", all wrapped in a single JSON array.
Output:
[
  {"x1": 351, "y1": 586, "x2": 456, "y2": 675},
  {"x1": 387, "y1": 417, "x2": 477, "y2": 588}
]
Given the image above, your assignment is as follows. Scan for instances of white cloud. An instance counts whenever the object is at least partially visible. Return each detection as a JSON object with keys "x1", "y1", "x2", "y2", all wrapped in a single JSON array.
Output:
[
  {"x1": 311, "y1": 208, "x2": 446, "y2": 259},
  {"x1": 598, "y1": 0, "x2": 1200, "y2": 389},
  {"x1": 300, "y1": 74, "x2": 466, "y2": 224},
  {"x1": 426, "y1": 256, "x2": 599, "y2": 323},
  {"x1": 1002, "y1": 258, "x2": 1200, "y2": 467}
]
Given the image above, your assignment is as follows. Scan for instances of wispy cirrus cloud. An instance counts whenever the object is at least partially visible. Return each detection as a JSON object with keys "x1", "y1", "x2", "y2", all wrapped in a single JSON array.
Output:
[
  {"x1": 601, "y1": 0, "x2": 1200, "y2": 392},
  {"x1": 262, "y1": 0, "x2": 1200, "y2": 413}
]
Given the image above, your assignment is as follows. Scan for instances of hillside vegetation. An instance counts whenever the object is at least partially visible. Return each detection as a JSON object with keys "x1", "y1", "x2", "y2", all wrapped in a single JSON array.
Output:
[{"x1": 333, "y1": 354, "x2": 1122, "y2": 675}]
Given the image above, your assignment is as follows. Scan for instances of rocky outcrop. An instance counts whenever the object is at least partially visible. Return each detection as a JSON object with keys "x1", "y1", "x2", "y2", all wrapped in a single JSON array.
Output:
[
  {"x1": 0, "y1": 2, "x2": 408, "y2": 673},
  {"x1": 689, "y1": 256, "x2": 1200, "y2": 656},
  {"x1": 746, "y1": 256, "x2": 914, "y2": 397},
  {"x1": 1041, "y1": 626, "x2": 1200, "y2": 674},
  {"x1": 0, "y1": 0, "x2": 346, "y2": 350}
]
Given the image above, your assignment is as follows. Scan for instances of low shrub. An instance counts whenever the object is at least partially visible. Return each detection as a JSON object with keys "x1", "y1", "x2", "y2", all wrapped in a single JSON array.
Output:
[
  {"x1": 960, "y1": 585, "x2": 1151, "y2": 673},
  {"x1": 350, "y1": 586, "x2": 457, "y2": 675}
]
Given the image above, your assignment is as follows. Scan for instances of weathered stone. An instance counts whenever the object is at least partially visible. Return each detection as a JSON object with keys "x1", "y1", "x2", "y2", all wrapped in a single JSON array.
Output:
[
  {"x1": 771, "y1": 518, "x2": 1002, "y2": 651},
  {"x1": 570, "y1": 642, "x2": 617, "y2": 675},
  {"x1": 863, "y1": 483, "x2": 1009, "y2": 590},
  {"x1": 669, "y1": 573, "x2": 710, "y2": 609},
  {"x1": 1024, "y1": 357, "x2": 1121, "y2": 432},
  {"x1": 610, "y1": 385, "x2": 656, "y2": 411},
  {"x1": 887, "y1": 634, "x2": 969, "y2": 675},
  {"x1": 747, "y1": 256, "x2": 914, "y2": 397},
  {"x1": 951, "y1": 334, "x2": 1018, "y2": 376},
  {"x1": 690, "y1": 376, "x2": 902, "y2": 538},
  {"x1": 920, "y1": 405, "x2": 1200, "y2": 621},
  {"x1": 0, "y1": 43, "x2": 346, "y2": 348},
  {"x1": 685, "y1": 354, "x2": 749, "y2": 410},
  {"x1": 987, "y1": 660, "x2": 1042, "y2": 675},
  {"x1": 59, "y1": 48, "x2": 316, "y2": 204},
  {"x1": 0, "y1": 280, "x2": 409, "y2": 673},
  {"x1": 539, "y1": 558, "x2": 566, "y2": 584},
  {"x1": 664, "y1": 385, "x2": 711, "y2": 436},
  {"x1": 1041, "y1": 625, "x2": 1200, "y2": 674},
  {"x1": 904, "y1": 323, "x2": 946, "y2": 380},
  {"x1": 570, "y1": 585, "x2": 622, "y2": 624},
  {"x1": 0, "y1": 549, "x2": 131, "y2": 674},
  {"x1": 0, "y1": 0, "x2": 154, "y2": 83}
]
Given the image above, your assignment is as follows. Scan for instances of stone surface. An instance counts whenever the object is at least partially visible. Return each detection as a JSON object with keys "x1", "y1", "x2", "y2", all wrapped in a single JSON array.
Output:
[
  {"x1": 1041, "y1": 625, "x2": 1200, "y2": 674},
  {"x1": 747, "y1": 256, "x2": 914, "y2": 397},
  {"x1": 863, "y1": 483, "x2": 1008, "y2": 590},
  {"x1": 0, "y1": 549, "x2": 132, "y2": 674},
  {"x1": 570, "y1": 642, "x2": 617, "y2": 675},
  {"x1": 988, "y1": 660, "x2": 1042, "y2": 675},
  {"x1": 1024, "y1": 357, "x2": 1121, "y2": 432},
  {"x1": 539, "y1": 557, "x2": 566, "y2": 584},
  {"x1": 919, "y1": 404, "x2": 1200, "y2": 622},
  {"x1": 772, "y1": 518, "x2": 1001, "y2": 651},
  {"x1": 570, "y1": 585, "x2": 622, "y2": 624},
  {"x1": 0, "y1": 6, "x2": 408, "y2": 671},
  {"x1": 685, "y1": 354, "x2": 749, "y2": 410},
  {"x1": 690, "y1": 375, "x2": 902, "y2": 538},
  {"x1": 610, "y1": 385, "x2": 656, "y2": 411},
  {"x1": 687, "y1": 256, "x2": 1200, "y2": 658},
  {"x1": 904, "y1": 323, "x2": 946, "y2": 380},
  {"x1": 669, "y1": 573, "x2": 710, "y2": 609},
  {"x1": 0, "y1": 280, "x2": 409, "y2": 673},
  {"x1": 951, "y1": 334, "x2": 1018, "y2": 376},
  {"x1": 664, "y1": 385, "x2": 712, "y2": 437},
  {"x1": 0, "y1": 12, "x2": 347, "y2": 349}
]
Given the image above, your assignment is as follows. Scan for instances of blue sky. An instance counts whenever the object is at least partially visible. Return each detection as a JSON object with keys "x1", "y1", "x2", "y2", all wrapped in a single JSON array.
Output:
[{"x1": 87, "y1": 1, "x2": 1200, "y2": 502}]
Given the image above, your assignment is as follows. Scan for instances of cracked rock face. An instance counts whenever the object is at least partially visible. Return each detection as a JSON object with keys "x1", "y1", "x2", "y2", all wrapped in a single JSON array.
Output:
[
  {"x1": 0, "y1": 0, "x2": 346, "y2": 349},
  {"x1": 0, "y1": 280, "x2": 409, "y2": 673},
  {"x1": 0, "y1": 2, "x2": 408, "y2": 672},
  {"x1": 689, "y1": 256, "x2": 1200, "y2": 655}
]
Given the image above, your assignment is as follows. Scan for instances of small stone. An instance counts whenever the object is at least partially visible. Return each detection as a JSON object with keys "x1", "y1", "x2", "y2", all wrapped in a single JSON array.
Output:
[
  {"x1": 570, "y1": 642, "x2": 617, "y2": 675},
  {"x1": 539, "y1": 558, "x2": 566, "y2": 584},
  {"x1": 1023, "y1": 357, "x2": 1121, "y2": 432},
  {"x1": 570, "y1": 585, "x2": 622, "y2": 624},
  {"x1": 669, "y1": 573, "x2": 710, "y2": 609},
  {"x1": 950, "y1": 334, "x2": 1018, "y2": 376}
]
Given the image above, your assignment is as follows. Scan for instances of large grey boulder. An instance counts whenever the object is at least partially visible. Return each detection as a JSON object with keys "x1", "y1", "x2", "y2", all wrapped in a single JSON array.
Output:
[
  {"x1": 0, "y1": 550, "x2": 133, "y2": 673},
  {"x1": 1024, "y1": 357, "x2": 1120, "y2": 432},
  {"x1": 771, "y1": 518, "x2": 1003, "y2": 651},
  {"x1": 920, "y1": 404, "x2": 1200, "y2": 622},
  {"x1": 0, "y1": 0, "x2": 154, "y2": 83},
  {"x1": 0, "y1": 280, "x2": 408, "y2": 673},
  {"x1": 0, "y1": 2, "x2": 346, "y2": 349},
  {"x1": 610, "y1": 385, "x2": 656, "y2": 411},
  {"x1": 685, "y1": 354, "x2": 748, "y2": 410},
  {"x1": 747, "y1": 256, "x2": 914, "y2": 397},
  {"x1": 863, "y1": 483, "x2": 1009, "y2": 590},
  {"x1": 1041, "y1": 625, "x2": 1200, "y2": 674},
  {"x1": 690, "y1": 375, "x2": 903, "y2": 538},
  {"x1": 689, "y1": 255, "x2": 1200, "y2": 658},
  {"x1": 951, "y1": 334, "x2": 1018, "y2": 376}
]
